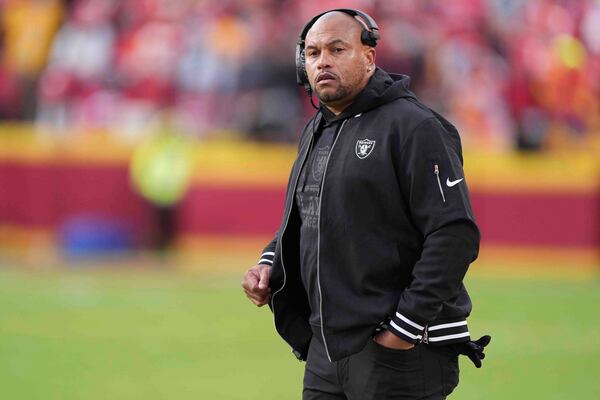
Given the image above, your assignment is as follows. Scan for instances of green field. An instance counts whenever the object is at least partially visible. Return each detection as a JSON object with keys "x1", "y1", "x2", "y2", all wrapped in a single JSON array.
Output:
[{"x1": 0, "y1": 263, "x2": 599, "y2": 399}]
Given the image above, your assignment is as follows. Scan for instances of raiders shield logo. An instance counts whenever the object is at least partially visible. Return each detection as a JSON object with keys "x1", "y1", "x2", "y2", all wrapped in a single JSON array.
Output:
[{"x1": 355, "y1": 139, "x2": 376, "y2": 159}]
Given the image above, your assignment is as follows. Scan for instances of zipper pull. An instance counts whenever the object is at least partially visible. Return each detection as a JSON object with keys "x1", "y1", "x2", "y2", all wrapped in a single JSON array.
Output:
[
  {"x1": 433, "y1": 163, "x2": 446, "y2": 204},
  {"x1": 420, "y1": 325, "x2": 429, "y2": 344}
]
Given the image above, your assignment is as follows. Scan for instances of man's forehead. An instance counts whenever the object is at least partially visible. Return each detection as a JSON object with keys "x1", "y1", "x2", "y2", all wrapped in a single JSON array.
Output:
[{"x1": 305, "y1": 12, "x2": 363, "y2": 46}]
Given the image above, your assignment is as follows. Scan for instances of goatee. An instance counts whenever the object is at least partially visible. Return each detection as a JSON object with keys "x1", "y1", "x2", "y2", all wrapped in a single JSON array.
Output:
[{"x1": 317, "y1": 86, "x2": 350, "y2": 104}]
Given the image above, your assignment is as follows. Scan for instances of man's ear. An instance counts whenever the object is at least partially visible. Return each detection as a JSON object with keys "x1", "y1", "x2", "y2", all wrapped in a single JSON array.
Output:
[{"x1": 364, "y1": 46, "x2": 376, "y2": 69}]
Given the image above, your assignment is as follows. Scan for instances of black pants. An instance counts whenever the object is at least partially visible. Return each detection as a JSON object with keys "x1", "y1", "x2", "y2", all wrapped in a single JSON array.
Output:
[{"x1": 303, "y1": 333, "x2": 459, "y2": 400}]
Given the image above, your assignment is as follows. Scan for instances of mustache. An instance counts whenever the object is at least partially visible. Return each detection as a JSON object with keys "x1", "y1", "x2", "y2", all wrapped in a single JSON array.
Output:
[{"x1": 316, "y1": 71, "x2": 338, "y2": 82}]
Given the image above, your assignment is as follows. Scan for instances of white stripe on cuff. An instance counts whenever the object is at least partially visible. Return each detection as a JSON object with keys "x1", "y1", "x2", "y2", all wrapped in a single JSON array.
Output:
[
  {"x1": 258, "y1": 258, "x2": 273, "y2": 265},
  {"x1": 428, "y1": 320, "x2": 467, "y2": 331},
  {"x1": 395, "y1": 312, "x2": 425, "y2": 331},
  {"x1": 389, "y1": 320, "x2": 423, "y2": 340},
  {"x1": 261, "y1": 252, "x2": 275, "y2": 257},
  {"x1": 427, "y1": 332, "x2": 470, "y2": 342}
]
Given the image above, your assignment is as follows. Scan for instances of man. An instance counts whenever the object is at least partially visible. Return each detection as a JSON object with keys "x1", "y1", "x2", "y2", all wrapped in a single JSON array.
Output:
[{"x1": 242, "y1": 9, "x2": 490, "y2": 399}]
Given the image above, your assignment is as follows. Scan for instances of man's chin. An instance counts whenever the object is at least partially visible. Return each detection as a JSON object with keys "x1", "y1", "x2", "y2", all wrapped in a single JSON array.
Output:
[{"x1": 316, "y1": 90, "x2": 342, "y2": 104}]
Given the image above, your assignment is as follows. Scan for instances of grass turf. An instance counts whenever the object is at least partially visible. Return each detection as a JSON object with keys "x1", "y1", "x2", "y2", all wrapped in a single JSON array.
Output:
[{"x1": 0, "y1": 265, "x2": 599, "y2": 399}]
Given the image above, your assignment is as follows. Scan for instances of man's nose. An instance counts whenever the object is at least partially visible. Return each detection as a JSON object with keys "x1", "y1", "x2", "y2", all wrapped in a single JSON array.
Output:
[{"x1": 316, "y1": 51, "x2": 332, "y2": 69}]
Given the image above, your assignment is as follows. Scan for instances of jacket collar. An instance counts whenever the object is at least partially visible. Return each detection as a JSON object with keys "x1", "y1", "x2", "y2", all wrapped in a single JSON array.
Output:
[{"x1": 320, "y1": 67, "x2": 417, "y2": 124}]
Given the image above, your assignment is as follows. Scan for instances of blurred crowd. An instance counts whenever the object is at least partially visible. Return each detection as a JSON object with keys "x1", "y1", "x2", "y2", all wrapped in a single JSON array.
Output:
[{"x1": 0, "y1": 0, "x2": 599, "y2": 150}]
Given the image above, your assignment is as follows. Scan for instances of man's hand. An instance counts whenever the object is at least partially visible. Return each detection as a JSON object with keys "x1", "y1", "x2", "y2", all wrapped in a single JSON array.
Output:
[
  {"x1": 373, "y1": 329, "x2": 415, "y2": 350},
  {"x1": 242, "y1": 264, "x2": 272, "y2": 307},
  {"x1": 455, "y1": 335, "x2": 491, "y2": 368}
]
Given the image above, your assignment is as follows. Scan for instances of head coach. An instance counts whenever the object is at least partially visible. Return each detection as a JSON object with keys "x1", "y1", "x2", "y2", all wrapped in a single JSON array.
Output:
[{"x1": 242, "y1": 8, "x2": 491, "y2": 399}]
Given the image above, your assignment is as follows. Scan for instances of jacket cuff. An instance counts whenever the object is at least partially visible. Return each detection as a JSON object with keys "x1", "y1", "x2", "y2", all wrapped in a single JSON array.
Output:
[
  {"x1": 257, "y1": 251, "x2": 275, "y2": 266},
  {"x1": 427, "y1": 320, "x2": 470, "y2": 344},
  {"x1": 388, "y1": 311, "x2": 426, "y2": 344}
]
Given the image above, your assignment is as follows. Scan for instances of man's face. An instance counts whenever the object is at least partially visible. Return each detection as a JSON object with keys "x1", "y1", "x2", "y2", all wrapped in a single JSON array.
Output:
[{"x1": 304, "y1": 13, "x2": 375, "y2": 108}]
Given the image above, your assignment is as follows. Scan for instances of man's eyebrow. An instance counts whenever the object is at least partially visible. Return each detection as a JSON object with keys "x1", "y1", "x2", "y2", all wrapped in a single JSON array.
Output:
[{"x1": 305, "y1": 39, "x2": 351, "y2": 50}]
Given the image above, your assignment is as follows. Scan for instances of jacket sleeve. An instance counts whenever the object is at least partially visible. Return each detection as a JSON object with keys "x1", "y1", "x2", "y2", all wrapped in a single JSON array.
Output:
[
  {"x1": 257, "y1": 235, "x2": 277, "y2": 266},
  {"x1": 388, "y1": 117, "x2": 480, "y2": 343}
]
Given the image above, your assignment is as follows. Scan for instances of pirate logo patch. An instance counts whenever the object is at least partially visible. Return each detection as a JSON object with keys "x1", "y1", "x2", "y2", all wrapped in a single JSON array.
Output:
[{"x1": 355, "y1": 139, "x2": 376, "y2": 159}]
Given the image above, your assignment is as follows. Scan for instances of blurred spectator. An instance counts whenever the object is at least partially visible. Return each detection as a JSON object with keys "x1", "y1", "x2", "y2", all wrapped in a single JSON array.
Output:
[
  {"x1": 0, "y1": 0, "x2": 598, "y2": 151},
  {"x1": 0, "y1": 36, "x2": 22, "y2": 119},
  {"x1": 37, "y1": 0, "x2": 117, "y2": 133},
  {"x1": 234, "y1": 4, "x2": 302, "y2": 141}
]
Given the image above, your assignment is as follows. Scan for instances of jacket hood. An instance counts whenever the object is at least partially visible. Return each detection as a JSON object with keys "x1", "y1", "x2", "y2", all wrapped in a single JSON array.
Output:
[{"x1": 321, "y1": 67, "x2": 417, "y2": 123}]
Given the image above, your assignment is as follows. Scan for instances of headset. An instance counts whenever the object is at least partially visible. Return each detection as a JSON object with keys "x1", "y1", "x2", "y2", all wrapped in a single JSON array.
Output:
[{"x1": 295, "y1": 8, "x2": 380, "y2": 98}]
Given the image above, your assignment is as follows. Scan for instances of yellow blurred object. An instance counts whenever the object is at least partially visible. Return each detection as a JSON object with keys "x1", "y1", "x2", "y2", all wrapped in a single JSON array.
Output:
[
  {"x1": 210, "y1": 16, "x2": 250, "y2": 59},
  {"x1": 2, "y1": 0, "x2": 64, "y2": 76},
  {"x1": 552, "y1": 34, "x2": 587, "y2": 69},
  {"x1": 130, "y1": 133, "x2": 194, "y2": 207}
]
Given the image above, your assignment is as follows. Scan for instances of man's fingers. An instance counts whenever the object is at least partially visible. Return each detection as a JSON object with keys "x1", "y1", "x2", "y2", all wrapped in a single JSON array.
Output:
[
  {"x1": 242, "y1": 268, "x2": 260, "y2": 291},
  {"x1": 258, "y1": 266, "x2": 270, "y2": 290},
  {"x1": 246, "y1": 292, "x2": 271, "y2": 307},
  {"x1": 244, "y1": 287, "x2": 271, "y2": 302},
  {"x1": 474, "y1": 335, "x2": 491, "y2": 348},
  {"x1": 247, "y1": 270, "x2": 260, "y2": 291},
  {"x1": 246, "y1": 293, "x2": 263, "y2": 305},
  {"x1": 243, "y1": 282, "x2": 271, "y2": 296},
  {"x1": 241, "y1": 265, "x2": 272, "y2": 307},
  {"x1": 455, "y1": 339, "x2": 488, "y2": 368},
  {"x1": 247, "y1": 294, "x2": 264, "y2": 306},
  {"x1": 468, "y1": 353, "x2": 482, "y2": 368}
]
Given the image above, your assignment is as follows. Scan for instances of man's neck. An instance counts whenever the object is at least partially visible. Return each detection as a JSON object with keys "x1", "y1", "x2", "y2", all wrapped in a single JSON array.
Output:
[{"x1": 323, "y1": 100, "x2": 353, "y2": 116}]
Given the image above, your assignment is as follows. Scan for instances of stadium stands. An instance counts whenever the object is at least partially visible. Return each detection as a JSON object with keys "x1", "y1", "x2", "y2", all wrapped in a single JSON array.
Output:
[{"x1": 0, "y1": 0, "x2": 597, "y2": 150}]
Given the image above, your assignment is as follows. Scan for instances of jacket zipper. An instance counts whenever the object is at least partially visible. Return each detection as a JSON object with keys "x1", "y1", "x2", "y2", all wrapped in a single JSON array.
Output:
[
  {"x1": 420, "y1": 324, "x2": 429, "y2": 344},
  {"x1": 270, "y1": 132, "x2": 315, "y2": 312},
  {"x1": 317, "y1": 118, "x2": 348, "y2": 362},
  {"x1": 433, "y1": 163, "x2": 446, "y2": 204}
]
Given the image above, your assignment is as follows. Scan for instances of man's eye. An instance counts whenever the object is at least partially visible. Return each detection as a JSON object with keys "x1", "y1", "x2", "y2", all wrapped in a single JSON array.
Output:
[
  {"x1": 306, "y1": 51, "x2": 317, "y2": 57},
  {"x1": 334, "y1": 48, "x2": 344, "y2": 53}
]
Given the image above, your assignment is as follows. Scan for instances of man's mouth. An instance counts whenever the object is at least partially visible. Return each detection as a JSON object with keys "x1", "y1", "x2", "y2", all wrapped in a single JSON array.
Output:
[{"x1": 316, "y1": 72, "x2": 337, "y2": 84}]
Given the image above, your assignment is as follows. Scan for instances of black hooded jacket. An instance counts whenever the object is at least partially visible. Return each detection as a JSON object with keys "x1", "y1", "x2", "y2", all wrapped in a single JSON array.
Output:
[{"x1": 257, "y1": 68, "x2": 480, "y2": 362}]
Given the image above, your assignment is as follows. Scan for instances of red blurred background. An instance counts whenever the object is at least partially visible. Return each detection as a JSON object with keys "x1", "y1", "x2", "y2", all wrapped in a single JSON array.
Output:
[{"x1": 0, "y1": 0, "x2": 598, "y2": 268}]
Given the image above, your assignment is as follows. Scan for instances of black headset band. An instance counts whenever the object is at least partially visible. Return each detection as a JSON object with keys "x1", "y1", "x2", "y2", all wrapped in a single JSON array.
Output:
[{"x1": 298, "y1": 8, "x2": 380, "y2": 44}]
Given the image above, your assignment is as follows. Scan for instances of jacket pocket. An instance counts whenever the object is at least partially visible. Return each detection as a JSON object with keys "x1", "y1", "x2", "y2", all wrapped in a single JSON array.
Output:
[{"x1": 370, "y1": 339, "x2": 420, "y2": 356}]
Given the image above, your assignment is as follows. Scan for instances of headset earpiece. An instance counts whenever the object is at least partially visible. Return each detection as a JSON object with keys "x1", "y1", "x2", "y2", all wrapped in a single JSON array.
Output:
[
  {"x1": 295, "y1": 39, "x2": 310, "y2": 93},
  {"x1": 361, "y1": 29, "x2": 379, "y2": 47}
]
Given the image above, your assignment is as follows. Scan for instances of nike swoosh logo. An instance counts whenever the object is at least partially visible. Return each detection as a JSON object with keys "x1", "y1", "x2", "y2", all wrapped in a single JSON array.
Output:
[{"x1": 446, "y1": 178, "x2": 464, "y2": 187}]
